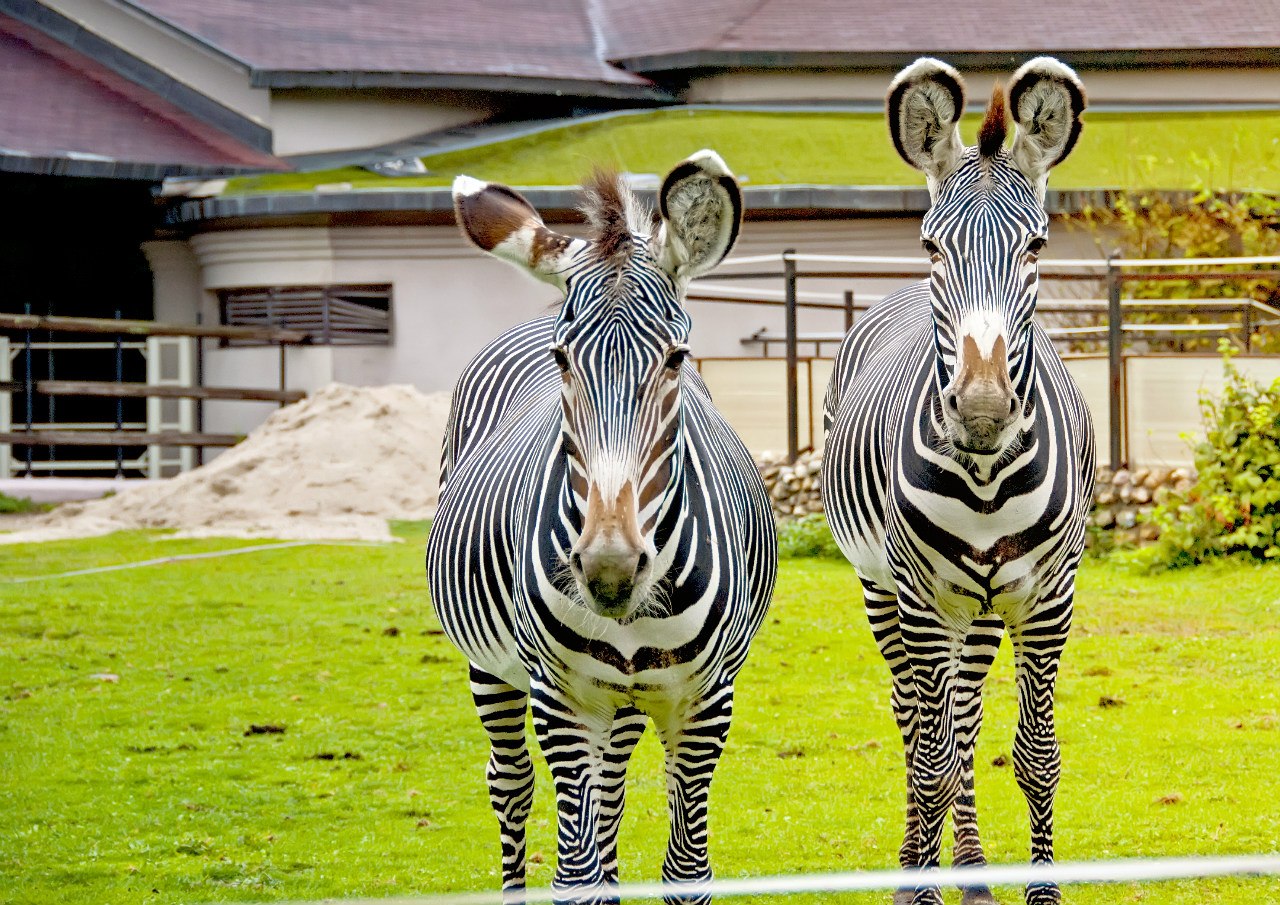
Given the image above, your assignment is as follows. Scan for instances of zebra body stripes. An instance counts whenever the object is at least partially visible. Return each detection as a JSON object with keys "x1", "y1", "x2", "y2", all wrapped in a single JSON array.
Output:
[
  {"x1": 427, "y1": 152, "x2": 777, "y2": 904},
  {"x1": 822, "y1": 59, "x2": 1095, "y2": 905}
]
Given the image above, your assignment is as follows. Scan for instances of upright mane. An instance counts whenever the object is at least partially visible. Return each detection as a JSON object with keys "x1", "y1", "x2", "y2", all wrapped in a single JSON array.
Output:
[
  {"x1": 977, "y1": 82, "x2": 1008, "y2": 159},
  {"x1": 579, "y1": 170, "x2": 656, "y2": 265}
]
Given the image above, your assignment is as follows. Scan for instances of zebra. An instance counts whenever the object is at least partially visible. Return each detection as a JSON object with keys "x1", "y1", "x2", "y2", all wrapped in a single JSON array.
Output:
[
  {"x1": 822, "y1": 58, "x2": 1095, "y2": 905},
  {"x1": 427, "y1": 151, "x2": 777, "y2": 905}
]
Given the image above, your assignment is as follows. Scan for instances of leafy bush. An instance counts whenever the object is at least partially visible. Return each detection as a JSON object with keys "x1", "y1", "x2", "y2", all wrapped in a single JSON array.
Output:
[
  {"x1": 1147, "y1": 343, "x2": 1280, "y2": 567},
  {"x1": 777, "y1": 514, "x2": 846, "y2": 560},
  {"x1": 0, "y1": 492, "x2": 44, "y2": 514},
  {"x1": 1069, "y1": 191, "x2": 1280, "y2": 353}
]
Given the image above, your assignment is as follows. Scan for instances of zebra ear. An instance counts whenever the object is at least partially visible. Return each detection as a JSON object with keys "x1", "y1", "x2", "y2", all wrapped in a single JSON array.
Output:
[
  {"x1": 452, "y1": 176, "x2": 577, "y2": 289},
  {"x1": 887, "y1": 58, "x2": 967, "y2": 191},
  {"x1": 657, "y1": 149, "x2": 743, "y2": 282},
  {"x1": 1007, "y1": 57, "x2": 1086, "y2": 199}
]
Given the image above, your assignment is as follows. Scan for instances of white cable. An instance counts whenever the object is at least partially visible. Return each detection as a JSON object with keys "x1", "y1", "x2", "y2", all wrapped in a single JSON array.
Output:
[
  {"x1": 217, "y1": 854, "x2": 1280, "y2": 905},
  {"x1": 1, "y1": 540, "x2": 388, "y2": 584}
]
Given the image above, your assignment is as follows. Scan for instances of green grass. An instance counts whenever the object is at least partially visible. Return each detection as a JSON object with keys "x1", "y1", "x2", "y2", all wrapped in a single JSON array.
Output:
[
  {"x1": 1, "y1": 527, "x2": 1278, "y2": 905},
  {"x1": 225, "y1": 108, "x2": 1280, "y2": 196}
]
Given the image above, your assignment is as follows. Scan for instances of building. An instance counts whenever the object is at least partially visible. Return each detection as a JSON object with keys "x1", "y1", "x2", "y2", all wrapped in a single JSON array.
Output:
[{"x1": 2, "y1": 0, "x2": 1278, "y2": 476}]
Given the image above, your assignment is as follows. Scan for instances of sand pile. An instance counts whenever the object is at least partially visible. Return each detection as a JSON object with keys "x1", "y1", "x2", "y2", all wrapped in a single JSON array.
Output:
[{"x1": 0, "y1": 383, "x2": 451, "y2": 544}]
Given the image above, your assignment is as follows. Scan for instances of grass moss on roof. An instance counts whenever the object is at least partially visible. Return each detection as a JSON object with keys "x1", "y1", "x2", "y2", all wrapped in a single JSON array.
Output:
[{"x1": 225, "y1": 107, "x2": 1280, "y2": 197}]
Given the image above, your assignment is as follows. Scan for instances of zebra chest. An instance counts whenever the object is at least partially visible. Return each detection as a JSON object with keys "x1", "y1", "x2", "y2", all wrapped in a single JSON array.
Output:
[
  {"x1": 523, "y1": 589, "x2": 721, "y2": 685},
  {"x1": 889, "y1": 475, "x2": 1061, "y2": 619}
]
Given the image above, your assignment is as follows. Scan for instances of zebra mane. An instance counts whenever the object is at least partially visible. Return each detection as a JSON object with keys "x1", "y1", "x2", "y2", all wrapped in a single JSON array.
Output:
[
  {"x1": 978, "y1": 82, "x2": 1008, "y2": 159},
  {"x1": 580, "y1": 169, "x2": 656, "y2": 265}
]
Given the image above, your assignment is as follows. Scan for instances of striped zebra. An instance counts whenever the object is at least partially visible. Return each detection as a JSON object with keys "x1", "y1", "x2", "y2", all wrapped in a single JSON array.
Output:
[
  {"x1": 427, "y1": 151, "x2": 777, "y2": 904},
  {"x1": 822, "y1": 58, "x2": 1095, "y2": 905}
]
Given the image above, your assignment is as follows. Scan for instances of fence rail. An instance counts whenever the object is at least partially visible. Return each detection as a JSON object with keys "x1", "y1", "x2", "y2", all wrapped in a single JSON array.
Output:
[
  {"x1": 1, "y1": 312, "x2": 313, "y2": 478},
  {"x1": 693, "y1": 251, "x2": 1280, "y2": 468}
]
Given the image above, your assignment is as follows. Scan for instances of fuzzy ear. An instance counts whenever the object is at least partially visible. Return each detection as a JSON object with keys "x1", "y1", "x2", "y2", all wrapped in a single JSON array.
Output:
[
  {"x1": 452, "y1": 176, "x2": 578, "y2": 289},
  {"x1": 1007, "y1": 57, "x2": 1087, "y2": 198},
  {"x1": 887, "y1": 57, "x2": 967, "y2": 190},
  {"x1": 657, "y1": 149, "x2": 743, "y2": 281}
]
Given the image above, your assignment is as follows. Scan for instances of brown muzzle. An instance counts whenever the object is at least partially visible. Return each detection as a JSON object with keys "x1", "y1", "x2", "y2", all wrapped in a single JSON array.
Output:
[
  {"x1": 944, "y1": 334, "x2": 1018, "y2": 451},
  {"x1": 570, "y1": 480, "x2": 648, "y2": 616}
]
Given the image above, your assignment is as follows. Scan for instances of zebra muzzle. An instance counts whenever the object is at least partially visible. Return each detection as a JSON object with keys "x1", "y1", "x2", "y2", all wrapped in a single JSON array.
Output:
[{"x1": 572, "y1": 547, "x2": 647, "y2": 616}]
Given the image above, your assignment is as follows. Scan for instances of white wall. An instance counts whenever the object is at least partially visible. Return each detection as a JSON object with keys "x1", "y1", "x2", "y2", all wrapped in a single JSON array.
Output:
[
  {"x1": 269, "y1": 90, "x2": 496, "y2": 156},
  {"x1": 158, "y1": 216, "x2": 1139, "y2": 457},
  {"x1": 685, "y1": 67, "x2": 1280, "y2": 106}
]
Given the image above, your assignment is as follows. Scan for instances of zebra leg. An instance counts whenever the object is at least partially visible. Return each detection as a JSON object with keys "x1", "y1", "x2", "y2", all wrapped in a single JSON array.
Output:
[
  {"x1": 954, "y1": 616, "x2": 1004, "y2": 905},
  {"x1": 657, "y1": 682, "x2": 734, "y2": 905},
  {"x1": 900, "y1": 592, "x2": 965, "y2": 905},
  {"x1": 596, "y1": 706, "x2": 648, "y2": 887},
  {"x1": 1010, "y1": 611, "x2": 1070, "y2": 905},
  {"x1": 860, "y1": 578, "x2": 922, "y2": 905},
  {"x1": 470, "y1": 665, "x2": 536, "y2": 903},
  {"x1": 530, "y1": 678, "x2": 611, "y2": 904}
]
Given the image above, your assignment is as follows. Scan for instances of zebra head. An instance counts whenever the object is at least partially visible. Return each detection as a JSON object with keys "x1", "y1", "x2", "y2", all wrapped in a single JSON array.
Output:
[
  {"x1": 888, "y1": 57, "x2": 1086, "y2": 455},
  {"x1": 452, "y1": 151, "x2": 743, "y2": 617}
]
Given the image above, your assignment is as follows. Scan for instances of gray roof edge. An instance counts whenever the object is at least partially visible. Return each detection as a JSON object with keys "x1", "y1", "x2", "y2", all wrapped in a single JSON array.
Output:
[
  {"x1": 0, "y1": 149, "x2": 272, "y2": 181},
  {"x1": 170, "y1": 185, "x2": 1132, "y2": 225},
  {"x1": 613, "y1": 47, "x2": 1280, "y2": 73},
  {"x1": 0, "y1": 0, "x2": 272, "y2": 152},
  {"x1": 249, "y1": 68, "x2": 672, "y2": 101}
]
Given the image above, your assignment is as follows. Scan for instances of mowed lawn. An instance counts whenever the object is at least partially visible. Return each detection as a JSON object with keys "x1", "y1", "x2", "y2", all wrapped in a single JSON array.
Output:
[{"x1": 1, "y1": 525, "x2": 1278, "y2": 905}]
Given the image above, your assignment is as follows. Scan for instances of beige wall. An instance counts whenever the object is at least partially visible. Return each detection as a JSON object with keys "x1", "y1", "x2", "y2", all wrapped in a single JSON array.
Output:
[
  {"x1": 269, "y1": 90, "x2": 496, "y2": 156},
  {"x1": 686, "y1": 67, "x2": 1280, "y2": 106}
]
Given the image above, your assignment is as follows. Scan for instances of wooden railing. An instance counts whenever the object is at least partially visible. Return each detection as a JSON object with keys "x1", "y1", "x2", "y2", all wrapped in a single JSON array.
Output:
[{"x1": 1, "y1": 312, "x2": 312, "y2": 478}]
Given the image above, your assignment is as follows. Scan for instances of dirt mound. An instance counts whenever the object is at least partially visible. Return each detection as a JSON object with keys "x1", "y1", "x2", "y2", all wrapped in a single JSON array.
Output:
[{"x1": 0, "y1": 383, "x2": 451, "y2": 544}]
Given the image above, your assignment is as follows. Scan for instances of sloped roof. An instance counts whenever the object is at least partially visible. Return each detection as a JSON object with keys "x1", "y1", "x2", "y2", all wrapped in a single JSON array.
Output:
[
  {"x1": 126, "y1": 0, "x2": 1280, "y2": 83},
  {"x1": 127, "y1": 0, "x2": 664, "y2": 96},
  {"x1": 0, "y1": 14, "x2": 282, "y2": 178},
  {"x1": 605, "y1": 0, "x2": 1280, "y2": 68}
]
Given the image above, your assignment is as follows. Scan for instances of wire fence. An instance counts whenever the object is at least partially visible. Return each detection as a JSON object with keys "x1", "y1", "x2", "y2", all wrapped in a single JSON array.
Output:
[
  {"x1": 689, "y1": 251, "x2": 1280, "y2": 468},
  {"x1": 218, "y1": 854, "x2": 1280, "y2": 905}
]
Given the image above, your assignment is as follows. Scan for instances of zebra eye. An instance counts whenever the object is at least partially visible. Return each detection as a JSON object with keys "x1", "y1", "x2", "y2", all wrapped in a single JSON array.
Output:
[
  {"x1": 664, "y1": 345, "x2": 690, "y2": 371},
  {"x1": 922, "y1": 239, "x2": 942, "y2": 259},
  {"x1": 551, "y1": 346, "x2": 571, "y2": 373},
  {"x1": 1027, "y1": 237, "x2": 1047, "y2": 257}
]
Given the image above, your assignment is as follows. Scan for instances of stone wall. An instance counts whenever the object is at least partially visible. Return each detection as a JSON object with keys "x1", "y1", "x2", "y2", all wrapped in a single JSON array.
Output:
[{"x1": 757, "y1": 450, "x2": 1195, "y2": 549}]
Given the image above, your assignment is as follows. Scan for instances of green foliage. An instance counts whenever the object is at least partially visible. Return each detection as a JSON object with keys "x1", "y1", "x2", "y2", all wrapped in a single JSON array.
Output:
[
  {"x1": 1148, "y1": 342, "x2": 1280, "y2": 567},
  {"x1": 1070, "y1": 191, "x2": 1280, "y2": 353},
  {"x1": 224, "y1": 108, "x2": 1280, "y2": 196},
  {"x1": 0, "y1": 491, "x2": 46, "y2": 514},
  {"x1": 776, "y1": 514, "x2": 845, "y2": 560}
]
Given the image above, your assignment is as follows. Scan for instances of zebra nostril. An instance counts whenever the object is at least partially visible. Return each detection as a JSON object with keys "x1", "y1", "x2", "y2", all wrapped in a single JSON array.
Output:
[
  {"x1": 570, "y1": 552, "x2": 583, "y2": 573},
  {"x1": 947, "y1": 393, "x2": 959, "y2": 412},
  {"x1": 635, "y1": 552, "x2": 649, "y2": 575},
  {"x1": 1009, "y1": 397, "x2": 1018, "y2": 416}
]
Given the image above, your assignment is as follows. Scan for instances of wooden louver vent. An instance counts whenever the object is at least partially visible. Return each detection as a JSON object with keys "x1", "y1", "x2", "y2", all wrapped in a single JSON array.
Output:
[{"x1": 218, "y1": 285, "x2": 392, "y2": 345}]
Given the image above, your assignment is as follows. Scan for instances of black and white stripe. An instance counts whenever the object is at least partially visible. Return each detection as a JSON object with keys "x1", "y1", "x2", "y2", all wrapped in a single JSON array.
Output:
[
  {"x1": 428, "y1": 154, "x2": 776, "y2": 904},
  {"x1": 823, "y1": 58, "x2": 1095, "y2": 905}
]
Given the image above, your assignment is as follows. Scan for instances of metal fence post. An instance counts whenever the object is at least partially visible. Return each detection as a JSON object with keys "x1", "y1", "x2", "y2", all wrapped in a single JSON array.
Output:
[
  {"x1": 115, "y1": 308, "x2": 124, "y2": 477},
  {"x1": 1106, "y1": 258, "x2": 1124, "y2": 471},
  {"x1": 1242, "y1": 300, "x2": 1253, "y2": 353},
  {"x1": 23, "y1": 301, "x2": 32, "y2": 475},
  {"x1": 843, "y1": 290, "x2": 855, "y2": 333},
  {"x1": 783, "y1": 249, "x2": 798, "y2": 464}
]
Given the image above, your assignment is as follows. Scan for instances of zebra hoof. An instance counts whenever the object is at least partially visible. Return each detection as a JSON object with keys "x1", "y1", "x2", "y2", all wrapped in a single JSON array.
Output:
[
  {"x1": 895, "y1": 888, "x2": 943, "y2": 905},
  {"x1": 961, "y1": 886, "x2": 1000, "y2": 905},
  {"x1": 1024, "y1": 881, "x2": 1061, "y2": 905}
]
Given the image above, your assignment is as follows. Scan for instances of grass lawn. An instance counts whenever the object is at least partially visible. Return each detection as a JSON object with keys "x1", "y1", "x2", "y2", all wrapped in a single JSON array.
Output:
[
  {"x1": 223, "y1": 108, "x2": 1280, "y2": 197},
  {"x1": 1, "y1": 526, "x2": 1278, "y2": 905}
]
